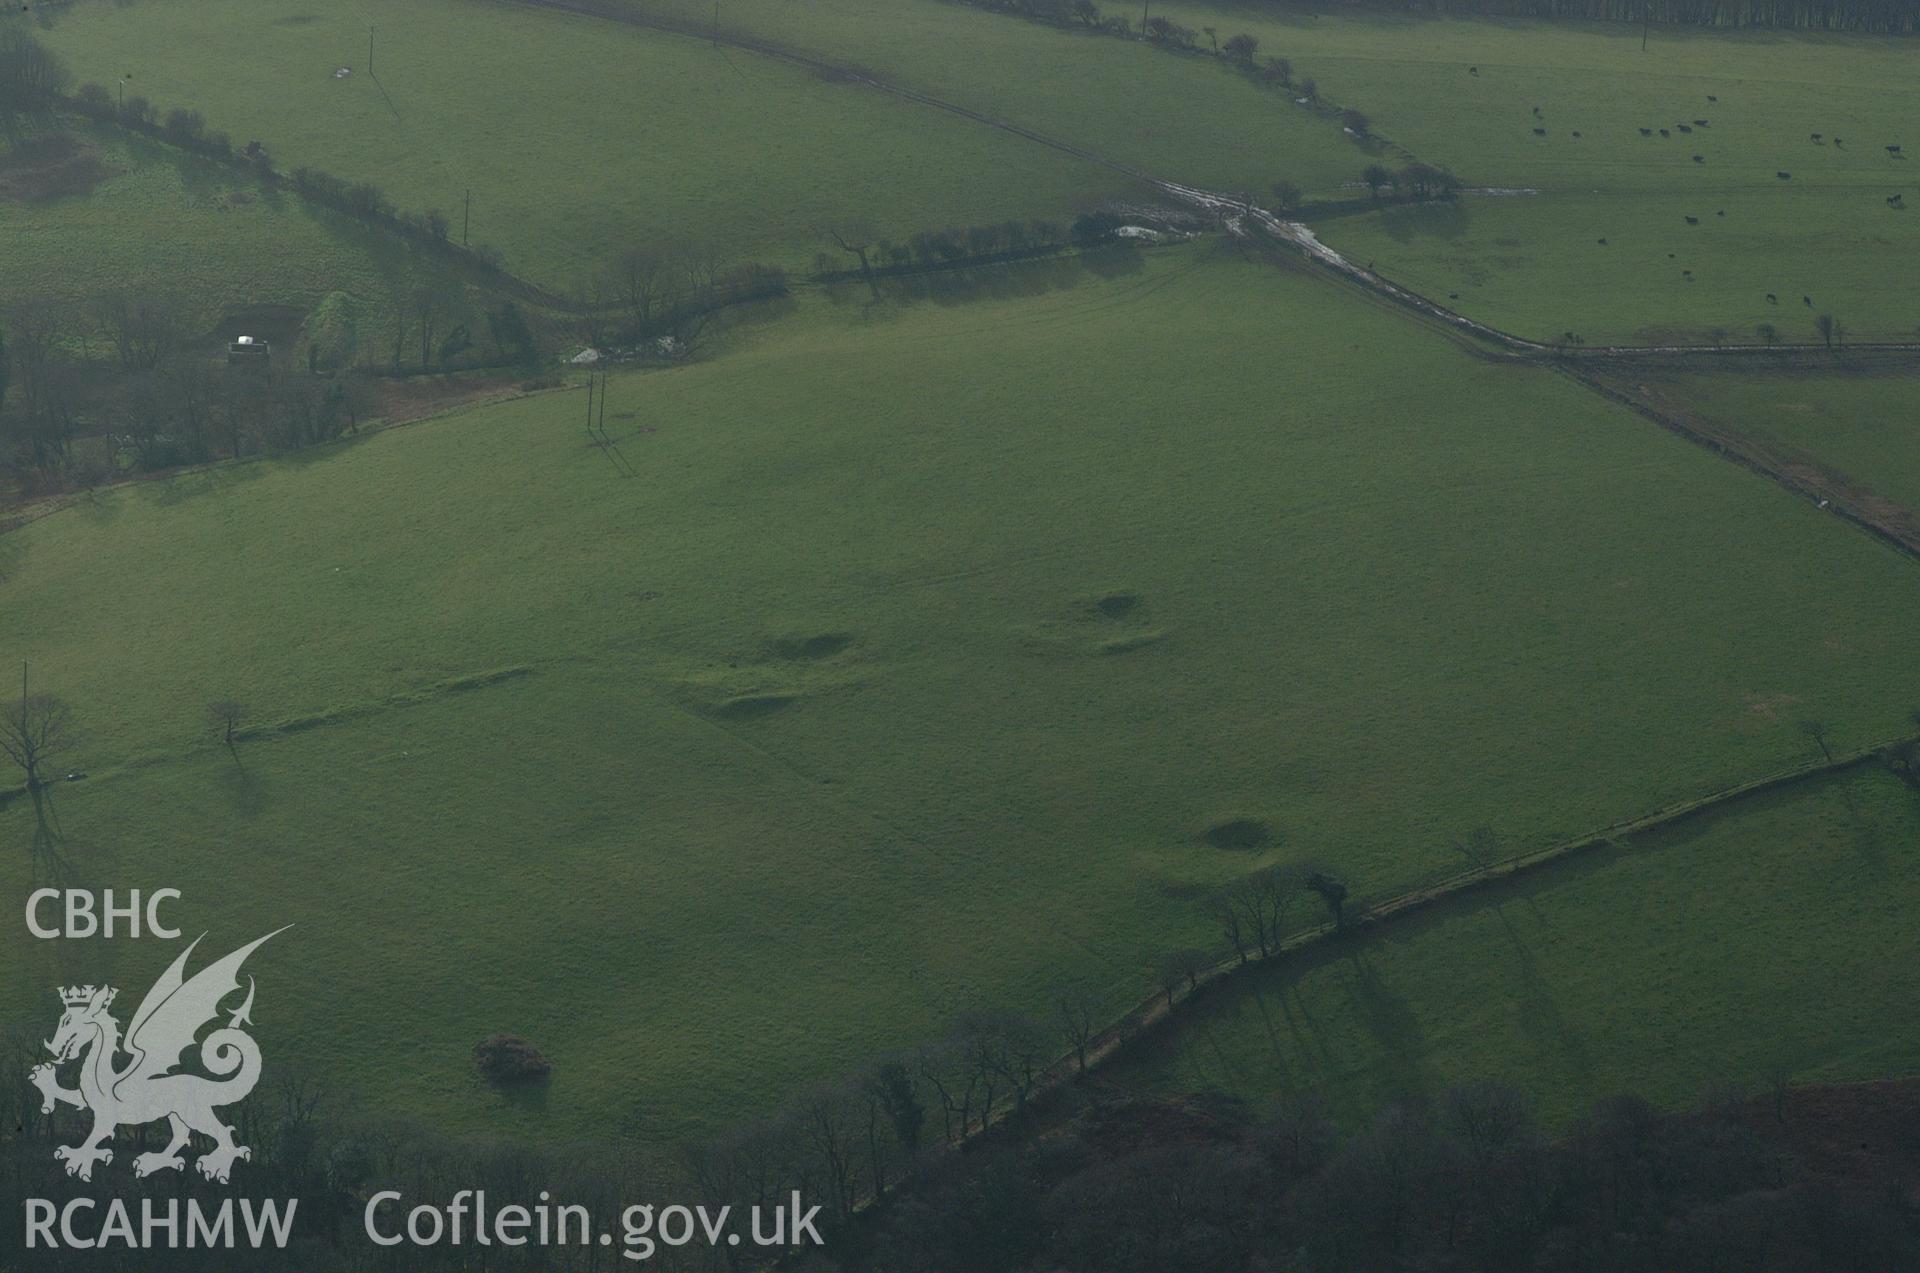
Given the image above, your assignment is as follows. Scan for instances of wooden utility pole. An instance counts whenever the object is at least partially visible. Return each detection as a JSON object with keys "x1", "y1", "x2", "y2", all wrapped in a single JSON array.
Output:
[
  {"x1": 1142, "y1": 0, "x2": 1150, "y2": 31},
  {"x1": 598, "y1": 371, "x2": 607, "y2": 434},
  {"x1": 462, "y1": 188, "x2": 470, "y2": 246}
]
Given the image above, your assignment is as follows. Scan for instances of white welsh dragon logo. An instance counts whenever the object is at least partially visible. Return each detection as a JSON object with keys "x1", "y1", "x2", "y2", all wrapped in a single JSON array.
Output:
[{"x1": 28, "y1": 928, "x2": 288, "y2": 1184}]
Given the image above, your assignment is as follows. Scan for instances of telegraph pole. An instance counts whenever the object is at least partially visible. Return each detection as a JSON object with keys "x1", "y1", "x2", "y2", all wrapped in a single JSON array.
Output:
[{"x1": 462, "y1": 188, "x2": 470, "y2": 246}]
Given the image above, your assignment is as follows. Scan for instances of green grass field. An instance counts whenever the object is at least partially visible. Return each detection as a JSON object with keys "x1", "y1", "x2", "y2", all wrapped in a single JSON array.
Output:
[
  {"x1": 1108, "y1": 766, "x2": 1920, "y2": 1128},
  {"x1": 1142, "y1": 4, "x2": 1920, "y2": 342},
  {"x1": 0, "y1": 124, "x2": 463, "y2": 335},
  {"x1": 23, "y1": 0, "x2": 1358, "y2": 287},
  {"x1": 6, "y1": 246, "x2": 1920, "y2": 1142},
  {"x1": 29, "y1": 0, "x2": 1916, "y2": 345},
  {"x1": 1642, "y1": 366, "x2": 1920, "y2": 512}
]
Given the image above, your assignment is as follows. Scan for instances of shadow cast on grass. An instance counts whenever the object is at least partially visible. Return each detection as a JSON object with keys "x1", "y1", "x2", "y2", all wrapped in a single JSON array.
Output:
[{"x1": 1375, "y1": 199, "x2": 1473, "y2": 243}]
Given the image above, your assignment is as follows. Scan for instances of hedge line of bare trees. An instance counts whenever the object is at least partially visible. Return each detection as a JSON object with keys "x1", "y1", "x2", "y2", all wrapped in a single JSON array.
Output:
[
  {"x1": 951, "y1": 0, "x2": 1283, "y2": 79},
  {"x1": 955, "y1": 0, "x2": 1920, "y2": 34},
  {"x1": 1361, "y1": 160, "x2": 1467, "y2": 201},
  {"x1": 1320, "y1": 0, "x2": 1920, "y2": 33},
  {"x1": 58, "y1": 77, "x2": 526, "y2": 282},
  {"x1": 946, "y1": 0, "x2": 1419, "y2": 172},
  {"x1": 56, "y1": 55, "x2": 793, "y2": 342},
  {"x1": 809, "y1": 215, "x2": 1118, "y2": 283},
  {"x1": 574, "y1": 249, "x2": 789, "y2": 351}
]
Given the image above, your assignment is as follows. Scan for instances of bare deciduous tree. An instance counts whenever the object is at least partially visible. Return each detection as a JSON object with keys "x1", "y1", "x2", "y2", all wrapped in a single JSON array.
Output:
[
  {"x1": 1058, "y1": 993, "x2": 1099, "y2": 1073},
  {"x1": 3, "y1": 666, "x2": 75, "y2": 790},
  {"x1": 1210, "y1": 865, "x2": 1303, "y2": 962},
  {"x1": 1306, "y1": 869, "x2": 1350, "y2": 929},
  {"x1": 862, "y1": 1059, "x2": 924, "y2": 1156},
  {"x1": 207, "y1": 699, "x2": 247, "y2": 749},
  {"x1": 1796, "y1": 718, "x2": 1834, "y2": 762},
  {"x1": 1450, "y1": 826, "x2": 1502, "y2": 872},
  {"x1": 1155, "y1": 946, "x2": 1209, "y2": 1007},
  {"x1": 1270, "y1": 179, "x2": 1306, "y2": 213}
]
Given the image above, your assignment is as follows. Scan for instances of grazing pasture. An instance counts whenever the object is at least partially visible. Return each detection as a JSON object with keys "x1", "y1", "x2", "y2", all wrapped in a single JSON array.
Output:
[
  {"x1": 25, "y1": 0, "x2": 1358, "y2": 286},
  {"x1": 25, "y1": 0, "x2": 1118, "y2": 284},
  {"x1": 6, "y1": 248, "x2": 1920, "y2": 1140},
  {"x1": 1641, "y1": 366, "x2": 1920, "y2": 512},
  {"x1": 0, "y1": 125, "x2": 459, "y2": 330},
  {"x1": 1322, "y1": 189, "x2": 1917, "y2": 346},
  {"x1": 1138, "y1": 4, "x2": 1920, "y2": 341},
  {"x1": 1108, "y1": 767, "x2": 1920, "y2": 1127}
]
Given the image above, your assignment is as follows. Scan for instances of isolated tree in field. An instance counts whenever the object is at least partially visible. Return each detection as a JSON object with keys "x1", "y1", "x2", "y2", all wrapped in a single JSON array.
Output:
[
  {"x1": 1270, "y1": 180, "x2": 1306, "y2": 212},
  {"x1": 3, "y1": 667, "x2": 75, "y2": 790},
  {"x1": 206, "y1": 700, "x2": 247, "y2": 749},
  {"x1": 1306, "y1": 870, "x2": 1349, "y2": 929},
  {"x1": 1223, "y1": 33, "x2": 1259, "y2": 65},
  {"x1": 1796, "y1": 718, "x2": 1834, "y2": 762}
]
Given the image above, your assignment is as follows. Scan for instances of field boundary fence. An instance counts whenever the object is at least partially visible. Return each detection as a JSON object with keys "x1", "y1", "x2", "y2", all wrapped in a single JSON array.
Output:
[{"x1": 953, "y1": 731, "x2": 1920, "y2": 1150}]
